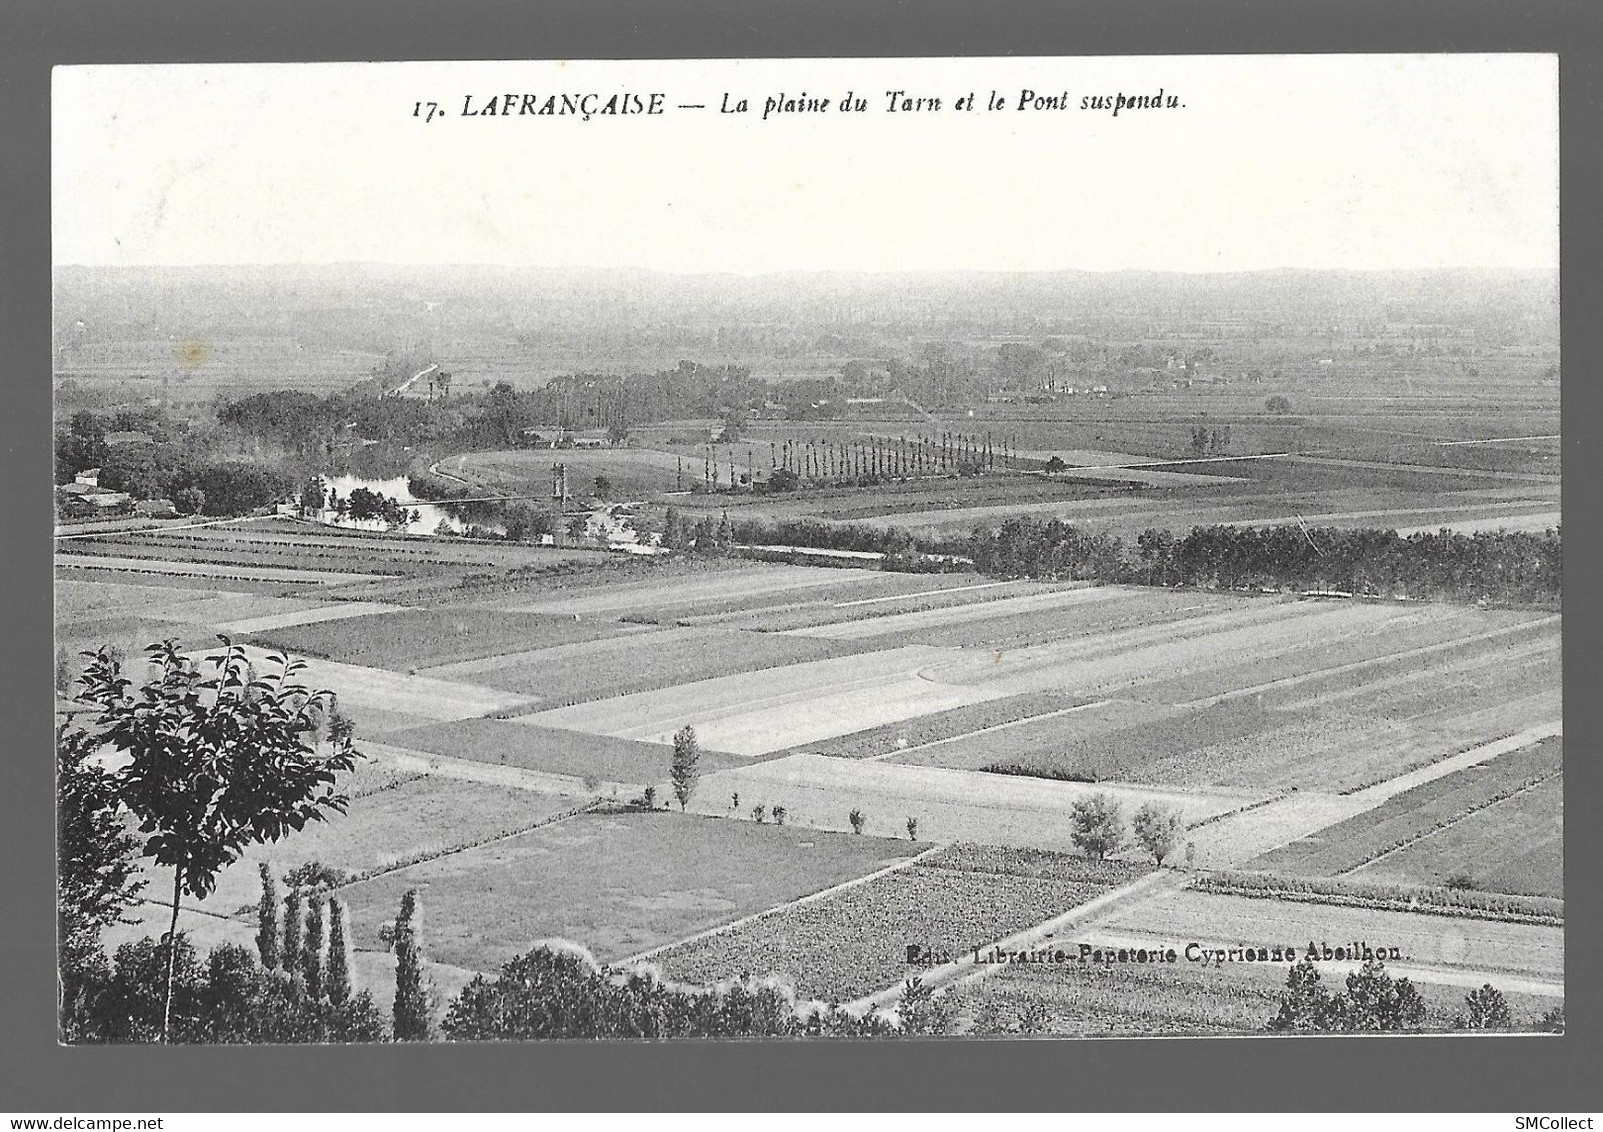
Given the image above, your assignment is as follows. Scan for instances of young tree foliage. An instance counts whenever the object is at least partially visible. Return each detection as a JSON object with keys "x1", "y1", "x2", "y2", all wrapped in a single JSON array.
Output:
[{"x1": 77, "y1": 637, "x2": 360, "y2": 1042}]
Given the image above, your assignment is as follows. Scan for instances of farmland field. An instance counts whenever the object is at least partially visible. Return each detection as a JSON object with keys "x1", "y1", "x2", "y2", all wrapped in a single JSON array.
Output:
[
  {"x1": 336, "y1": 810, "x2": 916, "y2": 968},
  {"x1": 1099, "y1": 889, "x2": 1564, "y2": 981},
  {"x1": 651, "y1": 845, "x2": 1150, "y2": 1002},
  {"x1": 248, "y1": 606, "x2": 650, "y2": 670},
  {"x1": 692, "y1": 752, "x2": 1252, "y2": 849},
  {"x1": 467, "y1": 625, "x2": 871, "y2": 709},
  {"x1": 151, "y1": 776, "x2": 586, "y2": 917},
  {"x1": 1350, "y1": 775, "x2": 1563, "y2": 898},
  {"x1": 952, "y1": 951, "x2": 1562, "y2": 1036},
  {"x1": 1246, "y1": 738, "x2": 1562, "y2": 880},
  {"x1": 377, "y1": 717, "x2": 751, "y2": 784}
]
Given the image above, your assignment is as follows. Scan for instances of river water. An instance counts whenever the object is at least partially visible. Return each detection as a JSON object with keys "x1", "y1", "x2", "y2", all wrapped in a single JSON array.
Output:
[{"x1": 316, "y1": 474, "x2": 498, "y2": 536}]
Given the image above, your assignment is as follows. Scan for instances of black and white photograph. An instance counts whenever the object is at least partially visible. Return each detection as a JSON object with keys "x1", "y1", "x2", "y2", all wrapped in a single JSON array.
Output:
[{"x1": 50, "y1": 54, "x2": 1562, "y2": 1045}]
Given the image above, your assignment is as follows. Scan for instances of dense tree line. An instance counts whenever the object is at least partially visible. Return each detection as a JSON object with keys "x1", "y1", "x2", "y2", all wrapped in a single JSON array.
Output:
[
  {"x1": 442, "y1": 944, "x2": 900, "y2": 1040},
  {"x1": 672, "y1": 511, "x2": 1559, "y2": 605},
  {"x1": 967, "y1": 518, "x2": 1559, "y2": 605}
]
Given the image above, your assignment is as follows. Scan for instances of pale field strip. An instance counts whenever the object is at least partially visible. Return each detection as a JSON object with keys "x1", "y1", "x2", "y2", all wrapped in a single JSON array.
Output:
[
  {"x1": 183, "y1": 644, "x2": 531, "y2": 720},
  {"x1": 517, "y1": 644, "x2": 990, "y2": 754},
  {"x1": 54, "y1": 577, "x2": 235, "y2": 616},
  {"x1": 928, "y1": 598, "x2": 1416, "y2": 698},
  {"x1": 783, "y1": 584, "x2": 1125, "y2": 641},
  {"x1": 829, "y1": 579, "x2": 1020, "y2": 608},
  {"x1": 618, "y1": 844, "x2": 943, "y2": 966},
  {"x1": 360, "y1": 740, "x2": 600, "y2": 798},
  {"x1": 500, "y1": 563, "x2": 883, "y2": 615},
  {"x1": 691, "y1": 752, "x2": 1251, "y2": 851},
  {"x1": 55, "y1": 552, "x2": 394, "y2": 584},
  {"x1": 1061, "y1": 928, "x2": 1563, "y2": 998},
  {"x1": 210, "y1": 601, "x2": 414, "y2": 634},
  {"x1": 417, "y1": 621, "x2": 667, "y2": 680},
  {"x1": 140, "y1": 592, "x2": 354, "y2": 629},
  {"x1": 1100, "y1": 889, "x2": 1564, "y2": 981},
  {"x1": 679, "y1": 578, "x2": 1054, "y2": 629}
]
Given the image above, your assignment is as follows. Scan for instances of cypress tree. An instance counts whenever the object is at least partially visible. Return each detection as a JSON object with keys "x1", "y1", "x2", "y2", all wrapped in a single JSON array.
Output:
[
  {"x1": 255, "y1": 863, "x2": 282, "y2": 971},
  {"x1": 326, "y1": 898, "x2": 354, "y2": 1006},
  {"x1": 283, "y1": 887, "x2": 305, "y2": 978},
  {"x1": 393, "y1": 888, "x2": 431, "y2": 1041},
  {"x1": 304, "y1": 891, "x2": 327, "y2": 1000}
]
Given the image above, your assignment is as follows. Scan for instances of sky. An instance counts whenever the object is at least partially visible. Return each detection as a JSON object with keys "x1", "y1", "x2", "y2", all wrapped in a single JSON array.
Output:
[{"x1": 52, "y1": 55, "x2": 1559, "y2": 274}]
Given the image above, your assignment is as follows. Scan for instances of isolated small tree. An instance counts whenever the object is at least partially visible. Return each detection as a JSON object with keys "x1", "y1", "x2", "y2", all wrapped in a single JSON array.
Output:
[
  {"x1": 641, "y1": 784, "x2": 658, "y2": 809},
  {"x1": 1265, "y1": 395, "x2": 1293, "y2": 415},
  {"x1": 1456, "y1": 984, "x2": 1513, "y2": 1031},
  {"x1": 670, "y1": 725, "x2": 701, "y2": 811},
  {"x1": 1131, "y1": 802, "x2": 1184, "y2": 866},
  {"x1": 730, "y1": 791, "x2": 740, "y2": 812},
  {"x1": 303, "y1": 892, "x2": 328, "y2": 1000},
  {"x1": 1070, "y1": 793, "x2": 1124, "y2": 860},
  {"x1": 255, "y1": 863, "x2": 282, "y2": 971},
  {"x1": 906, "y1": 816, "x2": 919, "y2": 841},
  {"x1": 1044, "y1": 455, "x2": 1067, "y2": 474},
  {"x1": 393, "y1": 888, "x2": 432, "y2": 1041},
  {"x1": 593, "y1": 475, "x2": 613, "y2": 500},
  {"x1": 751, "y1": 803, "x2": 766, "y2": 824},
  {"x1": 78, "y1": 638, "x2": 358, "y2": 1041},
  {"x1": 325, "y1": 898, "x2": 354, "y2": 1007},
  {"x1": 848, "y1": 808, "x2": 867, "y2": 835},
  {"x1": 770, "y1": 805, "x2": 788, "y2": 826}
]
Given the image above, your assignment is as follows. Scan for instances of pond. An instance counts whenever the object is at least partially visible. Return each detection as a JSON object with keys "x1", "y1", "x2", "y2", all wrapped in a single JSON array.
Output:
[{"x1": 314, "y1": 474, "x2": 503, "y2": 537}]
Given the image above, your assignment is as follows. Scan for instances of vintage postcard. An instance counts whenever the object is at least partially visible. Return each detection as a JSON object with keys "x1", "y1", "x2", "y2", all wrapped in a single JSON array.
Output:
[{"x1": 52, "y1": 55, "x2": 1560, "y2": 1043}]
